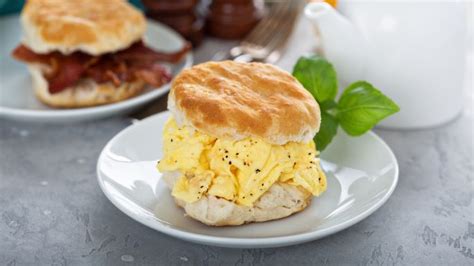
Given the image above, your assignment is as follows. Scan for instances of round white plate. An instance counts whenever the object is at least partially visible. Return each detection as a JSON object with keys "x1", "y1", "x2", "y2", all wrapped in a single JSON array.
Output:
[
  {"x1": 0, "y1": 16, "x2": 192, "y2": 123},
  {"x1": 97, "y1": 111, "x2": 399, "y2": 248}
]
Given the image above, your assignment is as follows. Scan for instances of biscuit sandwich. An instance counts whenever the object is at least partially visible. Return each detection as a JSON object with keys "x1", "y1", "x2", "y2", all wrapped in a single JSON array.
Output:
[
  {"x1": 11, "y1": 0, "x2": 190, "y2": 108},
  {"x1": 157, "y1": 61, "x2": 327, "y2": 226}
]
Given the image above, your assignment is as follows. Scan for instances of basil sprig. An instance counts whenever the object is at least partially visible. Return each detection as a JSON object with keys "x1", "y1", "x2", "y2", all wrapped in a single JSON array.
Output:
[{"x1": 292, "y1": 55, "x2": 400, "y2": 151}]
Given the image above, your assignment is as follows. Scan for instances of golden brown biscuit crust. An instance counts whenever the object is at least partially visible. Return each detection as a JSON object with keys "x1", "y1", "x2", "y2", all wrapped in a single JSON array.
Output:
[
  {"x1": 21, "y1": 0, "x2": 146, "y2": 55},
  {"x1": 169, "y1": 61, "x2": 321, "y2": 145}
]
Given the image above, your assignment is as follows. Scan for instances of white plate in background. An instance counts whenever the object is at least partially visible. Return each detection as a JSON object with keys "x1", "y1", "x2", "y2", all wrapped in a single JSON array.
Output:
[
  {"x1": 96, "y1": 111, "x2": 399, "y2": 248},
  {"x1": 0, "y1": 16, "x2": 192, "y2": 123}
]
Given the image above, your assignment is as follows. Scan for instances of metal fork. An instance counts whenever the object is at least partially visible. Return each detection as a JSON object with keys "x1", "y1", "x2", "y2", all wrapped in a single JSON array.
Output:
[{"x1": 213, "y1": 0, "x2": 303, "y2": 64}]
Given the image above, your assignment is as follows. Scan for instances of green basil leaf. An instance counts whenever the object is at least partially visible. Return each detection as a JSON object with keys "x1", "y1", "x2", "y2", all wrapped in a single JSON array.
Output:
[
  {"x1": 292, "y1": 55, "x2": 338, "y2": 103},
  {"x1": 320, "y1": 99, "x2": 337, "y2": 110},
  {"x1": 337, "y1": 81, "x2": 400, "y2": 136},
  {"x1": 315, "y1": 111, "x2": 338, "y2": 151}
]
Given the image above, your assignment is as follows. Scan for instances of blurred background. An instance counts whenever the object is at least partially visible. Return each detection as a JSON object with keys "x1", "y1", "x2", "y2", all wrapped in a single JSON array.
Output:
[{"x1": 4, "y1": 0, "x2": 468, "y2": 126}]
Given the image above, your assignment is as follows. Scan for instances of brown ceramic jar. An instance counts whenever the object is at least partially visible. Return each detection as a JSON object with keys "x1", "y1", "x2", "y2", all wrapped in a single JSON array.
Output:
[
  {"x1": 142, "y1": 0, "x2": 204, "y2": 46},
  {"x1": 206, "y1": 0, "x2": 264, "y2": 39}
]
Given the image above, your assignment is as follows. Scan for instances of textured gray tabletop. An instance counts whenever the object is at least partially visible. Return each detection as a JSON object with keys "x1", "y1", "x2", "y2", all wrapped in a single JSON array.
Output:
[{"x1": 1, "y1": 15, "x2": 473, "y2": 266}]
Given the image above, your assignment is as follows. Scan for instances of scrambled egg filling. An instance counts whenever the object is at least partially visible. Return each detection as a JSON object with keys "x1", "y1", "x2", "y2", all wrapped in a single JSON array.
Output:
[{"x1": 157, "y1": 118, "x2": 327, "y2": 207}]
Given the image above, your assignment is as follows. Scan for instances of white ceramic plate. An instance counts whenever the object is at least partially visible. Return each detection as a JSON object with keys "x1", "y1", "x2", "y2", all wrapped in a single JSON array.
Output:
[
  {"x1": 97, "y1": 111, "x2": 399, "y2": 248},
  {"x1": 0, "y1": 16, "x2": 192, "y2": 123}
]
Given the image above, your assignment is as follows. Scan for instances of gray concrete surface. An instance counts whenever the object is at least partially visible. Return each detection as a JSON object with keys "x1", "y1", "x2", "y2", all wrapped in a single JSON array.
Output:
[{"x1": 1, "y1": 15, "x2": 473, "y2": 266}]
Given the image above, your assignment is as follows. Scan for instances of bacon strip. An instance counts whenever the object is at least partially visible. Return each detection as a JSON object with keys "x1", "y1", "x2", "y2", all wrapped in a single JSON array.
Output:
[
  {"x1": 12, "y1": 41, "x2": 190, "y2": 94},
  {"x1": 113, "y1": 41, "x2": 191, "y2": 63}
]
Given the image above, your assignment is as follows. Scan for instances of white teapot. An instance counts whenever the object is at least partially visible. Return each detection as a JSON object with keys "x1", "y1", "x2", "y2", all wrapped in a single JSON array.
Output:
[{"x1": 304, "y1": 1, "x2": 469, "y2": 129}]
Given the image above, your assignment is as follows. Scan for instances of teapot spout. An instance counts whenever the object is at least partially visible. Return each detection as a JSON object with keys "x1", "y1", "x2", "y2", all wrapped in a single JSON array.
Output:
[{"x1": 304, "y1": 2, "x2": 368, "y2": 85}]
